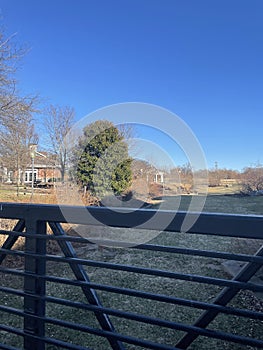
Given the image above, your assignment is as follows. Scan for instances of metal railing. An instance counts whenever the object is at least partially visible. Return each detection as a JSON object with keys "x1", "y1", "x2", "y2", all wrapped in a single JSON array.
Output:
[{"x1": 0, "y1": 202, "x2": 263, "y2": 349}]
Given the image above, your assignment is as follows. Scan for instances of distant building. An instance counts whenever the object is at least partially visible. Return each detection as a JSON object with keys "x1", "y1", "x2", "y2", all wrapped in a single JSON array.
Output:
[
  {"x1": 154, "y1": 171, "x2": 164, "y2": 183},
  {"x1": 219, "y1": 179, "x2": 239, "y2": 187},
  {"x1": 0, "y1": 165, "x2": 8, "y2": 183},
  {"x1": 23, "y1": 151, "x2": 61, "y2": 184},
  {"x1": 132, "y1": 159, "x2": 166, "y2": 183},
  {"x1": 1, "y1": 151, "x2": 61, "y2": 185}
]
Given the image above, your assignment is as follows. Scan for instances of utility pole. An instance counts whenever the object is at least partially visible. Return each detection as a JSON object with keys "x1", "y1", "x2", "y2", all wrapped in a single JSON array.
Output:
[
  {"x1": 29, "y1": 144, "x2": 37, "y2": 197},
  {"x1": 29, "y1": 144, "x2": 47, "y2": 198}
]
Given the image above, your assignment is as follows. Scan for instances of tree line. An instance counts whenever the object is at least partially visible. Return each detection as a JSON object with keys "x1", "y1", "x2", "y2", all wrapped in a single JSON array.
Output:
[{"x1": 168, "y1": 164, "x2": 263, "y2": 195}]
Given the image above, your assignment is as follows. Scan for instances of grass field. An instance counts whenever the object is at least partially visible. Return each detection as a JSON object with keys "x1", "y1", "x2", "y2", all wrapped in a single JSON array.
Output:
[
  {"x1": 0, "y1": 184, "x2": 56, "y2": 204},
  {"x1": 153, "y1": 194, "x2": 263, "y2": 215},
  {"x1": 0, "y1": 187, "x2": 263, "y2": 349},
  {"x1": 2, "y1": 182, "x2": 262, "y2": 216}
]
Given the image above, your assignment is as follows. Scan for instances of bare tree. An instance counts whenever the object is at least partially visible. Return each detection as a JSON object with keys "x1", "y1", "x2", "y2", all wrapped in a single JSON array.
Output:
[
  {"x1": 44, "y1": 105, "x2": 75, "y2": 181},
  {"x1": 0, "y1": 29, "x2": 28, "y2": 115},
  {"x1": 241, "y1": 165, "x2": 263, "y2": 194},
  {"x1": 0, "y1": 97, "x2": 38, "y2": 190},
  {"x1": 0, "y1": 28, "x2": 39, "y2": 193}
]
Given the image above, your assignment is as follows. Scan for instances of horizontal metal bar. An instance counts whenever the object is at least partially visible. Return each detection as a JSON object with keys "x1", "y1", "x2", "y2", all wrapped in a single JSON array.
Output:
[
  {"x1": 0, "y1": 315, "x2": 178, "y2": 350},
  {"x1": 0, "y1": 267, "x2": 24, "y2": 278},
  {"x1": 0, "y1": 203, "x2": 263, "y2": 238},
  {"x1": 1, "y1": 282, "x2": 262, "y2": 323},
  {"x1": 44, "y1": 315, "x2": 263, "y2": 348},
  {"x1": 46, "y1": 293, "x2": 263, "y2": 321},
  {"x1": 4, "y1": 282, "x2": 263, "y2": 331},
  {"x1": 0, "y1": 306, "x2": 263, "y2": 350},
  {"x1": 43, "y1": 257, "x2": 263, "y2": 292},
  {"x1": 44, "y1": 258, "x2": 263, "y2": 292},
  {"x1": 0, "y1": 230, "x2": 93, "y2": 243},
  {"x1": 46, "y1": 293, "x2": 263, "y2": 323},
  {"x1": 48, "y1": 298, "x2": 179, "y2": 330},
  {"x1": 2, "y1": 232, "x2": 263, "y2": 265},
  {"x1": 0, "y1": 232, "x2": 263, "y2": 264},
  {"x1": 0, "y1": 324, "x2": 24, "y2": 339},
  {"x1": 15, "y1": 309, "x2": 262, "y2": 349},
  {"x1": 1, "y1": 286, "x2": 260, "y2": 347},
  {"x1": 1, "y1": 263, "x2": 263, "y2": 294},
  {"x1": 0, "y1": 323, "x2": 92, "y2": 350},
  {"x1": 0, "y1": 305, "x2": 24, "y2": 318},
  {"x1": 126, "y1": 243, "x2": 263, "y2": 262},
  {"x1": 0, "y1": 298, "x2": 176, "y2": 333},
  {"x1": 0, "y1": 286, "x2": 26, "y2": 298},
  {"x1": 0, "y1": 343, "x2": 20, "y2": 350}
]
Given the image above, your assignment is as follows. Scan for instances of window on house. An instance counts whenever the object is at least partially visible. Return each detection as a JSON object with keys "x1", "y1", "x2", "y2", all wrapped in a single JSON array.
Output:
[{"x1": 25, "y1": 171, "x2": 37, "y2": 183}]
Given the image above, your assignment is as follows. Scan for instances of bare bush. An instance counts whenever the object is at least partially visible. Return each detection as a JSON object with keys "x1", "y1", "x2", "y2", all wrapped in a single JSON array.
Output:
[{"x1": 241, "y1": 166, "x2": 263, "y2": 194}]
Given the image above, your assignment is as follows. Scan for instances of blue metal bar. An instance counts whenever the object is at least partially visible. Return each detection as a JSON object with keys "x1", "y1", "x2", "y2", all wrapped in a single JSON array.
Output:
[
  {"x1": 0, "y1": 344, "x2": 19, "y2": 350},
  {"x1": 2, "y1": 230, "x2": 263, "y2": 265},
  {"x1": 46, "y1": 293, "x2": 263, "y2": 321},
  {"x1": 0, "y1": 245, "x2": 263, "y2": 272},
  {"x1": 1, "y1": 283, "x2": 263, "y2": 322},
  {"x1": 176, "y1": 244, "x2": 263, "y2": 349},
  {"x1": 0, "y1": 324, "x2": 92, "y2": 350},
  {"x1": 0, "y1": 220, "x2": 25, "y2": 265},
  {"x1": 48, "y1": 221, "x2": 125, "y2": 350},
  {"x1": 0, "y1": 203, "x2": 262, "y2": 239},
  {"x1": 1, "y1": 259, "x2": 263, "y2": 293},
  {"x1": 43, "y1": 315, "x2": 263, "y2": 348}
]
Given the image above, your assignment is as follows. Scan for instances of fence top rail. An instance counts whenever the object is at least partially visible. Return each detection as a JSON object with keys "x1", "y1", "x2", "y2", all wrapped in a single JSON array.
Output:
[{"x1": 0, "y1": 202, "x2": 263, "y2": 239}]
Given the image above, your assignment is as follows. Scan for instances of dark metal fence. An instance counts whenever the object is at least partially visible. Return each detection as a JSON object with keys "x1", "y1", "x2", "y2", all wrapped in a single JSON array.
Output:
[{"x1": 0, "y1": 202, "x2": 263, "y2": 349}]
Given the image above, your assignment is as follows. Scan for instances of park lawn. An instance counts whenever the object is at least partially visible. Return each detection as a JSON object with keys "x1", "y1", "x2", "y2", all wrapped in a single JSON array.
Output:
[
  {"x1": 0, "y1": 184, "x2": 57, "y2": 205},
  {"x1": 152, "y1": 194, "x2": 263, "y2": 216}
]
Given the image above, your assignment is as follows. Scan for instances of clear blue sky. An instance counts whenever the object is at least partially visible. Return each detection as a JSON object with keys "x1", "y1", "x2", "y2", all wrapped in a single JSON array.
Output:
[{"x1": 1, "y1": 0, "x2": 263, "y2": 171}]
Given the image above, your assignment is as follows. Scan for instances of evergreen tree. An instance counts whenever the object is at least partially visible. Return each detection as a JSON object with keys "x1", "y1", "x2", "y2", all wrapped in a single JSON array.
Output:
[{"x1": 76, "y1": 120, "x2": 132, "y2": 198}]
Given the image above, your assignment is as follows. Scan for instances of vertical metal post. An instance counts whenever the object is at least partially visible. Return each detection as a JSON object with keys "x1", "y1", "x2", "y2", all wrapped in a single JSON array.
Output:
[{"x1": 24, "y1": 218, "x2": 46, "y2": 350}]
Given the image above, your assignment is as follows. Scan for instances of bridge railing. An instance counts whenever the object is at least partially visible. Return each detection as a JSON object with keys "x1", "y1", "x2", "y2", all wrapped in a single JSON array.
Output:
[{"x1": 0, "y1": 202, "x2": 263, "y2": 350}]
